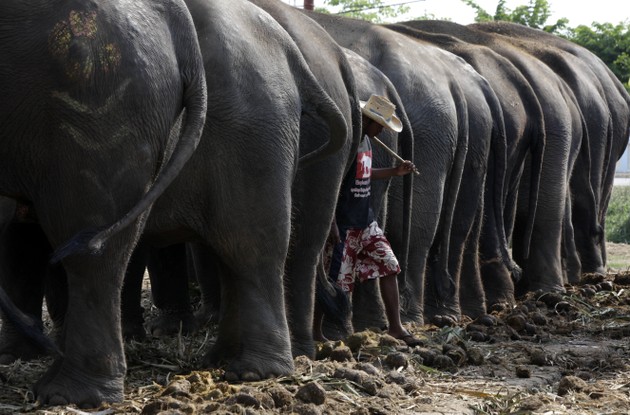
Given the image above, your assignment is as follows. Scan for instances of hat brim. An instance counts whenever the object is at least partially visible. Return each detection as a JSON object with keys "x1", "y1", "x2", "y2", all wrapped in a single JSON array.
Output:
[{"x1": 360, "y1": 100, "x2": 403, "y2": 133}]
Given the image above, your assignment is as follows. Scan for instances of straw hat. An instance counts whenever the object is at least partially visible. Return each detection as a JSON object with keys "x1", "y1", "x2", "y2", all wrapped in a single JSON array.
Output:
[{"x1": 360, "y1": 94, "x2": 403, "y2": 132}]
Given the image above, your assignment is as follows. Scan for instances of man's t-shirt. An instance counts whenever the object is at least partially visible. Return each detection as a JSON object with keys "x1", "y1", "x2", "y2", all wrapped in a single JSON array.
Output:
[{"x1": 335, "y1": 136, "x2": 375, "y2": 230}]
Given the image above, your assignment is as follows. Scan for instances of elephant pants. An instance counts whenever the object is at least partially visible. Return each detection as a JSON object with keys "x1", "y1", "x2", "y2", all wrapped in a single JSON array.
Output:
[{"x1": 327, "y1": 221, "x2": 401, "y2": 293}]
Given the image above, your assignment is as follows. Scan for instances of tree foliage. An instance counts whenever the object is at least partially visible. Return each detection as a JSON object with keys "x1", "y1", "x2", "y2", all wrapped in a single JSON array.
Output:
[
  {"x1": 310, "y1": 0, "x2": 629, "y2": 90},
  {"x1": 461, "y1": 0, "x2": 568, "y2": 33},
  {"x1": 315, "y1": 0, "x2": 409, "y2": 23},
  {"x1": 566, "y1": 22, "x2": 630, "y2": 92},
  {"x1": 461, "y1": 0, "x2": 629, "y2": 91}
]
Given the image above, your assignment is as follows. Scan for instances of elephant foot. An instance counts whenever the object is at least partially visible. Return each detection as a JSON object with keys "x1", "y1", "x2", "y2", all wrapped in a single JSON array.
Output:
[
  {"x1": 204, "y1": 345, "x2": 294, "y2": 382},
  {"x1": 425, "y1": 301, "x2": 460, "y2": 326},
  {"x1": 430, "y1": 314, "x2": 458, "y2": 328},
  {"x1": 487, "y1": 301, "x2": 510, "y2": 314},
  {"x1": 146, "y1": 310, "x2": 198, "y2": 337},
  {"x1": 460, "y1": 302, "x2": 488, "y2": 321},
  {"x1": 527, "y1": 282, "x2": 566, "y2": 294},
  {"x1": 34, "y1": 359, "x2": 124, "y2": 407},
  {"x1": 322, "y1": 316, "x2": 353, "y2": 341}
]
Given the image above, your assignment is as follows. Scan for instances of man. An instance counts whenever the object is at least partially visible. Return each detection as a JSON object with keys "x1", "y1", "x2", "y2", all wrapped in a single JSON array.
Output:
[{"x1": 315, "y1": 94, "x2": 420, "y2": 347}]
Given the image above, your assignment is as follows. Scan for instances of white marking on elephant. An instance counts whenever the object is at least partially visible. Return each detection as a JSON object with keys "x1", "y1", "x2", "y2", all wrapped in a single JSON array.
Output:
[{"x1": 51, "y1": 80, "x2": 133, "y2": 150}]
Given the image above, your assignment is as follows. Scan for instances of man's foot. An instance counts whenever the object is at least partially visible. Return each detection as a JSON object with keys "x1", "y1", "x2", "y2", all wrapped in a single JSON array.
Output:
[{"x1": 388, "y1": 328, "x2": 422, "y2": 347}]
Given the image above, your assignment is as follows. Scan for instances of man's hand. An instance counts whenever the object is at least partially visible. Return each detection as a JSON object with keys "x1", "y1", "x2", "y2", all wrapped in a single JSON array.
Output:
[{"x1": 394, "y1": 160, "x2": 416, "y2": 176}]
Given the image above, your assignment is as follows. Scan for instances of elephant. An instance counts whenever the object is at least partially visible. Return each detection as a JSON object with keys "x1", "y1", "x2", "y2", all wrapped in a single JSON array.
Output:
[
  {"x1": 0, "y1": 0, "x2": 207, "y2": 406},
  {"x1": 245, "y1": 0, "x2": 363, "y2": 358},
  {"x1": 99, "y1": 0, "x2": 353, "y2": 383},
  {"x1": 303, "y1": 10, "x2": 471, "y2": 325},
  {"x1": 471, "y1": 22, "x2": 630, "y2": 278},
  {"x1": 387, "y1": 20, "x2": 546, "y2": 315}
]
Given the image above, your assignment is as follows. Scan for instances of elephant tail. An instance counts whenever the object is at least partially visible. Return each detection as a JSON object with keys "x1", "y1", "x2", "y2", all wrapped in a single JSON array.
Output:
[
  {"x1": 520, "y1": 104, "x2": 547, "y2": 262},
  {"x1": 51, "y1": 6, "x2": 207, "y2": 263},
  {"x1": 385, "y1": 82, "x2": 414, "y2": 290},
  {"x1": 314, "y1": 254, "x2": 351, "y2": 328},
  {"x1": 0, "y1": 285, "x2": 61, "y2": 357},
  {"x1": 485, "y1": 84, "x2": 511, "y2": 279},
  {"x1": 296, "y1": 66, "x2": 349, "y2": 167},
  {"x1": 433, "y1": 83, "x2": 469, "y2": 301}
]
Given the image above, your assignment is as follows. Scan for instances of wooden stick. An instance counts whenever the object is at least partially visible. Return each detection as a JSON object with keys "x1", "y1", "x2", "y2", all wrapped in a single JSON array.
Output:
[{"x1": 371, "y1": 136, "x2": 419, "y2": 175}]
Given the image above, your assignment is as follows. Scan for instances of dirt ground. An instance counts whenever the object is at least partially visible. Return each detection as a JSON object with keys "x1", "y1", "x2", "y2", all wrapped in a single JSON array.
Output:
[{"x1": 3, "y1": 244, "x2": 630, "y2": 414}]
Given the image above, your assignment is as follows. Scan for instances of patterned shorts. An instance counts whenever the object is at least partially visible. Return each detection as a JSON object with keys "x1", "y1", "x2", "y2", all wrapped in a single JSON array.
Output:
[{"x1": 328, "y1": 221, "x2": 400, "y2": 293}]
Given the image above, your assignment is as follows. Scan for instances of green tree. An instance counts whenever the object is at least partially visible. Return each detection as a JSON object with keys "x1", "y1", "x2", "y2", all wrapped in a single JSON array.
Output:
[
  {"x1": 566, "y1": 22, "x2": 630, "y2": 92},
  {"x1": 315, "y1": 0, "x2": 409, "y2": 23},
  {"x1": 461, "y1": 0, "x2": 569, "y2": 33},
  {"x1": 460, "y1": 0, "x2": 629, "y2": 90}
]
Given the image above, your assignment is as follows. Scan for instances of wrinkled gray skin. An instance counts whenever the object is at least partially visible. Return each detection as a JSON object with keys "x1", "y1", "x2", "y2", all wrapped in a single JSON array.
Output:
[
  {"x1": 304, "y1": 11, "x2": 469, "y2": 325},
  {"x1": 0, "y1": 0, "x2": 207, "y2": 406},
  {"x1": 382, "y1": 24, "x2": 509, "y2": 325},
  {"x1": 390, "y1": 20, "x2": 546, "y2": 316},
  {"x1": 472, "y1": 22, "x2": 630, "y2": 280}
]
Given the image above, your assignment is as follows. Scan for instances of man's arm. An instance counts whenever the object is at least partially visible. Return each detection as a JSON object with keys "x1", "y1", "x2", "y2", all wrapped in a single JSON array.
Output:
[{"x1": 372, "y1": 160, "x2": 416, "y2": 180}]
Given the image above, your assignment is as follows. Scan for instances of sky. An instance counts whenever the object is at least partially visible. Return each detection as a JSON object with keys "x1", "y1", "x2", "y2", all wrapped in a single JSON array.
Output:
[{"x1": 281, "y1": 0, "x2": 630, "y2": 27}]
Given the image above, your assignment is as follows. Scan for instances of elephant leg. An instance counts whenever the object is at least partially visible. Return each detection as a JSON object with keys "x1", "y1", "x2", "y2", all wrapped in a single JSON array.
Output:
[
  {"x1": 202, "y1": 189, "x2": 294, "y2": 381},
  {"x1": 204, "y1": 251, "x2": 293, "y2": 381},
  {"x1": 121, "y1": 243, "x2": 150, "y2": 340},
  {"x1": 351, "y1": 278, "x2": 386, "y2": 332},
  {"x1": 479, "y1": 206, "x2": 516, "y2": 311},
  {"x1": 425, "y1": 180, "x2": 485, "y2": 325},
  {"x1": 34, "y1": 228, "x2": 136, "y2": 407},
  {"x1": 145, "y1": 243, "x2": 197, "y2": 336},
  {"x1": 285, "y1": 160, "x2": 344, "y2": 358},
  {"x1": 562, "y1": 197, "x2": 582, "y2": 284},
  {"x1": 387, "y1": 182, "x2": 439, "y2": 325},
  {"x1": 188, "y1": 242, "x2": 221, "y2": 326},
  {"x1": 514, "y1": 134, "x2": 570, "y2": 295},
  {"x1": 459, "y1": 219, "x2": 488, "y2": 319},
  {"x1": 0, "y1": 221, "x2": 50, "y2": 363}
]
